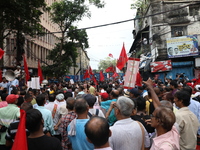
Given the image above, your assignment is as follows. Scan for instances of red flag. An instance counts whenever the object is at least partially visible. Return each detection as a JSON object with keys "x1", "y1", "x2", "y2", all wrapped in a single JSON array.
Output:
[
  {"x1": 116, "y1": 43, "x2": 128, "y2": 70},
  {"x1": 89, "y1": 66, "x2": 94, "y2": 76},
  {"x1": 23, "y1": 55, "x2": 30, "y2": 82},
  {"x1": 112, "y1": 72, "x2": 118, "y2": 78},
  {"x1": 0, "y1": 48, "x2": 5, "y2": 59},
  {"x1": 83, "y1": 69, "x2": 90, "y2": 79},
  {"x1": 109, "y1": 53, "x2": 113, "y2": 58},
  {"x1": 136, "y1": 72, "x2": 142, "y2": 86},
  {"x1": 12, "y1": 109, "x2": 28, "y2": 150},
  {"x1": 92, "y1": 76, "x2": 98, "y2": 85},
  {"x1": 99, "y1": 71, "x2": 104, "y2": 81},
  {"x1": 38, "y1": 61, "x2": 43, "y2": 84},
  {"x1": 105, "y1": 65, "x2": 115, "y2": 73}
]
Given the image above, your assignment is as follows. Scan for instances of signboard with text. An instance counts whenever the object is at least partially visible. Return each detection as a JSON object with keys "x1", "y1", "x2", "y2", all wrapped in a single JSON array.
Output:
[
  {"x1": 166, "y1": 35, "x2": 199, "y2": 58},
  {"x1": 150, "y1": 60, "x2": 172, "y2": 73}
]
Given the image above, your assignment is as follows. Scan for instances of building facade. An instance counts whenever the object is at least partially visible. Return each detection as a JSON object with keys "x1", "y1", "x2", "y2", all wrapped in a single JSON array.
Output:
[{"x1": 130, "y1": 0, "x2": 200, "y2": 80}]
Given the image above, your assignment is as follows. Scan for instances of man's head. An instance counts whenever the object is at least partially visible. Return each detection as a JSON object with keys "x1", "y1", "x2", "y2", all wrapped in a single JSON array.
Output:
[
  {"x1": 129, "y1": 88, "x2": 140, "y2": 98},
  {"x1": 74, "y1": 98, "x2": 89, "y2": 115},
  {"x1": 56, "y1": 93, "x2": 64, "y2": 101},
  {"x1": 110, "y1": 90, "x2": 119, "y2": 99},
  {"x1": 1, "y1": 93, "x2": 8, "y2": 101},
  {"x1": 6, "y1": 94, "x2": 19, "y2": 104},
  {"x1": 115, "y1": 96, "x2": 135, "y2": 118},
  {"x1": 174, "y1": 90, "x2": 190, "y2": 107},
  {"x1": 26, "y1": 109, "x2": 43, "y2": 133},
  {"x1": 49, "y1": 94, "x2": 55, "y2": 102},
  {"x1": 151, "y1": 106, "x2": 175, "y2": 132},
  {"x1": 21, "y1": 102, "x2": 33, "y2": 112},
  {"x1": 85, "y1": 116, "x2": 111, "y2": 148},
  {"x1": 170, "y1": 80, "x2": 178, "y2": 89},
  {"x1": 24, "y1": 93, "x2": 33, "y2": 102},
  {"x1": 83, "y1": 94, "x2": 96, "y2": 108},
  {"x1": 36, "y1": 94, "x2": 46, "y2": 106},
  {"x1": 66, "y1": 97, "x2": 76, "y2": 110}
]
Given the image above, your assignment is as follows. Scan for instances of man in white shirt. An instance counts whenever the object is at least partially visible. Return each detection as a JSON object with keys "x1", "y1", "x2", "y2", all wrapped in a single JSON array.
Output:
[{"x1": 109, "y1": 96, "x2": 150, "y2": 150}]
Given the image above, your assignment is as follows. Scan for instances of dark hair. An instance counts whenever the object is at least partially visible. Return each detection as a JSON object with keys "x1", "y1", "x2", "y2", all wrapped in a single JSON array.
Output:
[
  {"x1": 64, "y1": 91, "x2": 73, "y2": 100},
  {"x1": 135, "y1": 96, "x2": 146, "y2": 111},
  {"x1": 2, "y1": 88, "x2": 8, "y2": 94},
  {"x1": 26, "y1": 109, "x2": 43, "y2": 132},
  {"x1": 49, "y1": 94, "x2": 55, "y2": 102},
  {"x1": 74, "y1": 98, "x2": 88, "y2": 114},
  {"x1": 25, "y1": 93, "x2": 33, "y2": 101},
  {"x1": 174, "y1": 90, "x2": 190, "y2": 106},
  {"x1": 11, "y1": 87, "x2": 18, "y2": 95},
  {"x1": 85, "y1": 116, "x2": 110, "y2": 147},
  {"x1": 79, "y1": 86, "x2": 84, "y2": 91},
  {"x1": 154, "y1": 107, "x2": 175, "y2": 132},
  {"x1": 16, "y1": 96, "x2": 24, "y2": 107},
  {"x1": 110, "y1": 90, "x2": 119, "y2": 98},
  {"x1": 66, "y1": 97, "x2": 76, "y2": 110},
  {"x1": 182, "y1": 86, "x2": 192, "y2": 96},
  {"x1": 36, "y1": 94, "x2": 46, "y2": 106},
  {"x1": 83, "y1": 94, "x2": 96, "y2": 107},
  {"x1": 20, "y1": 90, "x2": 26, "y2": 96},
  {"x1": 170, "y1": 80, "x2": 178, "y2": 88},
  {"x1": 106, "y1": 88, "x2": 112, "y2": 95},
  {"x1": 1, "y1": 93, "x2": 8, "y2": 101},
  {"x1": 21, "y1": 102, "x2": 33, "y2": 111}
]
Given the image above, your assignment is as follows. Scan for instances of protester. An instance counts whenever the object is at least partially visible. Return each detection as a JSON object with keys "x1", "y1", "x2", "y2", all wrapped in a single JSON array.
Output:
[
  {"x1": 85, "y1": 116, "x2": 112, "y2": 150},
  {"x1": 60, "y1": 97, "x2": 76, "y2": 150},
  {"x1": 109, "y1": 96, "x2": 150, "y2": 150},
  {"x1": 36, "y1": 94, "x2": 54, "y2": 135},
  {"x1": 0, "y1": 94, "x2": 20, "y2": 150},
  {"x1": 26, "y1": 109, "x2": 62, "y2": 150},
  {"x1": 67, "y1": 98, "x2": 94, "y2": 150},
  {"x1": 83, "y1": 94, "x2": 105, "y2": 118},
  {"x1": 174, "y1": 90, "x2": 199, "y2": 150},
  {"x1": 150, "y1": 106, "x2": 180, "y2": 150}
]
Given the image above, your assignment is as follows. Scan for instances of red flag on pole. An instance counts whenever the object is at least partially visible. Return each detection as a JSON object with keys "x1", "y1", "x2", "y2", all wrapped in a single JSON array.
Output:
[
  {"x1": 0, "y1": 48, "x2": 5, "y2": 59},
  {"x1": 92, "y1": 76, "x2": 98, "y2": 85},
  {"x1": 116, "y1": 43, "x2": 128, "y2": 70},
  {"x1": 112, "y1": 71, "x2": 118, "y2": 78},
  {"x1": 23, "y1": 55, "x2": 30, "y2": 82},
  {"x1": 83, "y1": 69, "x2": 90, "y2": 79},
  {"x1": 99, "y1": 71, "x2": 104, "y2": 81},
  {"x1": 105, "y1": 65, "x2": 115, "y2": 73},
  {"x1": 38, "y1": 61, "x2": 44, "y2": 84},
  {"x1": 135, "y1": 72, "x2": 142, "y2": 87},
  {"x1": 12, "y1": 109, "x2": 28, "y2": 150},
  {"x1": 89, "y1": 66, "x2": 94, "y2": 76},
  {"x1": 108, "y1": 53, "x2": 113, "y2": 58}
]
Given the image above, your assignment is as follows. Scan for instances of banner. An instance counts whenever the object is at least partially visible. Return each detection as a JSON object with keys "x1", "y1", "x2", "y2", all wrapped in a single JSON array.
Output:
[
  {"x1": 124, "y1": 58, "x2": 140, "y2": 89},
  {"x1": 166, "y1": 35, "x2": 199, "y2": 58},
  {"x1": 150, "y1": 60, "x2": 172, "y2": 73}
]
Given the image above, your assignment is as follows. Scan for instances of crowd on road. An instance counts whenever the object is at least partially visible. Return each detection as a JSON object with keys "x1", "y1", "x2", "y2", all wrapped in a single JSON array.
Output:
[{"x1": 0, "y1": 74, "x2": 200, "y2": 150}]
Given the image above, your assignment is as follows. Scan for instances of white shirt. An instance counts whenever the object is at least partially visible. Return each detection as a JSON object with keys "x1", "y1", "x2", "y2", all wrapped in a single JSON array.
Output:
[{"x1": 109, "y1": 118, "x2": 150, "y2": 150}]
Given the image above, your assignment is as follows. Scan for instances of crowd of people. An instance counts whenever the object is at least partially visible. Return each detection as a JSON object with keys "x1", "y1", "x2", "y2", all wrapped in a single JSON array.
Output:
[{"x1": 0, "y1": 74, "x2": 200, "y2": 150}]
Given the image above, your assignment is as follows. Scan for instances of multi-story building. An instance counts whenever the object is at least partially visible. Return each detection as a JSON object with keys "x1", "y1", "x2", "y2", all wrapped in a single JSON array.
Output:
[
  {"x1": 68, "y1": 47, "x2": 90, "y2": 78},
  {"x1": 4, "y1": 0, "x2": 61, "y2": 76},
  {"x1": 130, "y1": 0, "x2": 200, "y2": 80}
]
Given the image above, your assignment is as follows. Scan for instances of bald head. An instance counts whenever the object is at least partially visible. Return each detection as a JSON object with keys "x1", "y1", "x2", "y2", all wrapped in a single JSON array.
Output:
[
  {"x1": 110, "y1": 90, "x2": 119, "y2": 99},
  {"x1": 85, "y1": 116, "x2": 110, "y2": 147}
]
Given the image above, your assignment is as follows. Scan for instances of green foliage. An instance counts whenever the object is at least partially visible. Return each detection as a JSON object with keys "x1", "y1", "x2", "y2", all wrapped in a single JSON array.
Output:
[
  {"x1": 43, "y1": 0, "x2": 104, "y2": 77},
  {"x1": 98, "y1": 57, "x2": 117, "y2": 71}
]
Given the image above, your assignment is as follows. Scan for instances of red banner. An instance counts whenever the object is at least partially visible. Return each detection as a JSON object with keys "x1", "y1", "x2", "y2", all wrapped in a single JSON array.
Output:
[{"x1": 150, "y1": 60, "x2": 172, "y2": 73}]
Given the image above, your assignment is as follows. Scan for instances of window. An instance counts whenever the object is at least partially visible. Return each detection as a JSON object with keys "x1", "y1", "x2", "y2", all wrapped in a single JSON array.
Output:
[
  {"x1": 189, "y1": 5, "x2": 199, "y2": 16},
  {"x1": 171, "y1": 26, "x2": 187, "y2": 37}
]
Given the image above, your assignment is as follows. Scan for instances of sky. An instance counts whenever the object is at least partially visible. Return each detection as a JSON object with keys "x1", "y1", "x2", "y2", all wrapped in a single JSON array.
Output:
[{"x1": 78, "y1": 0, "x2": 136, "y2": 69}]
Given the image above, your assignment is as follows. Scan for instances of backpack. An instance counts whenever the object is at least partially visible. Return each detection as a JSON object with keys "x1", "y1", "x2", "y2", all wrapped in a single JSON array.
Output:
[
  {"x1": 88, "y1": 109, "x2": 99, "y2": 118},
  {"x1": 148, "y1": 99, "x2": 155, "y2": 115}
]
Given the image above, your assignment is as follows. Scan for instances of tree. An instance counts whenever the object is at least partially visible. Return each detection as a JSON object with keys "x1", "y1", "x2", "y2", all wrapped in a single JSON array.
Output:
[
  {"x1": 43, "y1": 0, "x2": 104, "y2": 77},
  {"x1": 98, "y1": 57, "x2": 117, "y2": 71},
  {"x1": 0, "y1": 0, "x2": 46, "y2": 66}
]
